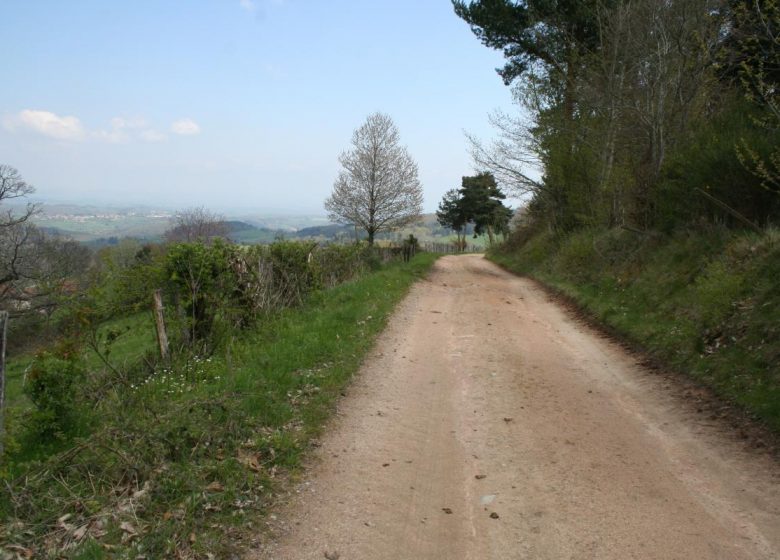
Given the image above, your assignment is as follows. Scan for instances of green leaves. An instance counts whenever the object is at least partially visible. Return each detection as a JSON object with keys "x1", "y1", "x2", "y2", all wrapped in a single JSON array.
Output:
[
  {"x1": 438, "y1": 172, "x2": 512, "y2": 246},
  {"x1": 24, "y1": 351, "x2": 86, "y2": 439}
]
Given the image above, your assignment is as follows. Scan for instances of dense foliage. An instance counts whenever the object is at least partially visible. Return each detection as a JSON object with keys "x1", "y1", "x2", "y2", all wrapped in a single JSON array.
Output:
[
  {"x1": 456, "y1": 0, "x2": 780, "y2": 231},
  {"x1": 436, "y1": 172, "x2": 512, "y2": 247}
]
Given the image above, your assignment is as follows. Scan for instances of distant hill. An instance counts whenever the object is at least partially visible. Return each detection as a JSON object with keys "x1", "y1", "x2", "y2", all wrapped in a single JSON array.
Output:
[
  {"x1": 291, "y1": 214, "x2": 482, "y2": 245},
  {"x1": 227, "y1": 223, "x2": 281, "y2": 244},
  {"x1": 294, "y1": 224, "x2": 357, "y2": 240},
  {"x1": 28, "y1": 204, "x2": 490, "y2": 247},
  {"x1": 222, "y1": 220, "x2": 257, "y2": 233},
  {"x1": 239, "y1": 215, "x2": 332, "y2": 232}
]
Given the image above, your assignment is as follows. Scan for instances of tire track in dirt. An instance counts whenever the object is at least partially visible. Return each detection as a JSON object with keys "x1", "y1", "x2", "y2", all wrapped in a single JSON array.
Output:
[{"x1": 251, "y1": 254, "x2": 779, "y2": 560}]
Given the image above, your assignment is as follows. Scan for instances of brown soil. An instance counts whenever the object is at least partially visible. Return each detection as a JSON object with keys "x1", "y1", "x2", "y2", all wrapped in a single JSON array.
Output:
[{"x1": 250, "y1": 255, "x2": 780, "y2": 560}]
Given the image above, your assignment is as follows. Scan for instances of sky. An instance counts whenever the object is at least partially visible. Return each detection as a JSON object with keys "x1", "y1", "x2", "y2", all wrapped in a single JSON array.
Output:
[{"x1": 1, "y1": 0, "x2": 518, "y2": 215}]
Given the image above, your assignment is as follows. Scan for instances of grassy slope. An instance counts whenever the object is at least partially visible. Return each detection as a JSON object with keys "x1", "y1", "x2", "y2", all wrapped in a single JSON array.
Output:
[
  {"x1": 4, "y1": 313, "x2": 157, "y2": 411},
  {"x1": 490, "y1": 228, "x2": 780, "y2": 432},
  {"x1": 1, "y1": 253, "x2": 438, "y2": 558}
]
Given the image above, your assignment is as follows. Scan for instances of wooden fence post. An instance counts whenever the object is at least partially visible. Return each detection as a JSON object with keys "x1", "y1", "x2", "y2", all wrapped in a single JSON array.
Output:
[
  {"x1": 0, "y1": 311, "x2": 8, "y2": 458},
  {"x1": 153, "y1": 290, "x2": 170, "y2": 360}
]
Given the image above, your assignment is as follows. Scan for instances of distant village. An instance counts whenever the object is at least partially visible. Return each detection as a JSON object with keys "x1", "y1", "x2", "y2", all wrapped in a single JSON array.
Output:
[{"x1": 38, "y1": 209, "x2": 173, "y2": 222}]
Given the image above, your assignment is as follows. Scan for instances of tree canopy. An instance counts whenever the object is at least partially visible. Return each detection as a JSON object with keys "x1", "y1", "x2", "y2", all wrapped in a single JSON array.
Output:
[
  {"x1": 325, "y1": 113, "x2": 423, "y2": 245},
  {"x1": 456, "y1": 0, "x2": 780, "y2": 231},
  {"x1": 437, "y1": 172, "x2": 513, "y2": 247},
  {"x1": 0, "y1": 165, "x2": 90, "y2": 317},
  {"x1": 436, "y1": 189, "x2": 470, "y2": 249},
  {"x1": 164, "y1": 207, "x2": 228, "y2": 244}
]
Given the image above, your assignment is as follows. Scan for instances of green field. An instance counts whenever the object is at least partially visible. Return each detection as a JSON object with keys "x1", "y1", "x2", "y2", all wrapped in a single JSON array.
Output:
[{"x1": 37, "y1": 217, "x2": 170, "y2": 242}]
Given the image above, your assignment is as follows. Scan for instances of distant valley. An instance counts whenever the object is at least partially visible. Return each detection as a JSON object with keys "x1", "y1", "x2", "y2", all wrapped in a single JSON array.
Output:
[{"x1": 28, "y1": 203, "x2": 471, "y2": 247}]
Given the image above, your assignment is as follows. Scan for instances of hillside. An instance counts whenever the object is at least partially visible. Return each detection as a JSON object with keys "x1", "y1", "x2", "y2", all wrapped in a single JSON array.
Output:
[{"x1": 490, "y1": 227, "x2": 780, "y2": 432}]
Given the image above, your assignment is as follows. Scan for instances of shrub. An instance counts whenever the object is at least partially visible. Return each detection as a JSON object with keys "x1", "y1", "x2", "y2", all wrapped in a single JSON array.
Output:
[
  {"x1": 164, "y1": 241, "x2": 236, "y2": 345},
  {"x1": 314, "y1": 244, "x2": 367, "y2": 287},
  {"x1": 160, "y1": 240, "x2": 374, "y2": 349},
  {"x1": 267, "y1": 240, "x2": 321, "y2": 301},
  {"x1": 24, "y1": 350, "x2": 85, "y2": 439}
]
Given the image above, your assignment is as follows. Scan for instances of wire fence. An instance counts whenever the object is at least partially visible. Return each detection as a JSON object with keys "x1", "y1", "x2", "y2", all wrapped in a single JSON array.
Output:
[{"x1": 421, "y1": 242, "x2": 485, "y2": 254}]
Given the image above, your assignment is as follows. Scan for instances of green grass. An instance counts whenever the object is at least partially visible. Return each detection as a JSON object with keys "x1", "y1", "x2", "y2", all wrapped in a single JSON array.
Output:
[
  {"x1": 3, "y1": 356, "x2": 33, "y2": 410},
  {"x1": 490, "y1": 227, "x2": 780, "y2": 432},
  {"x1": 1, "y1": 252, "x2": 438, "y2": 558},
  {"x1": 83, "y1": 313, "x2": 158, "y2": 371},
  {"x1": 3, "y1": 313, "x2": 157, "y2": 411},
  {"x1": 36, "y1": 216, "x2": 170, "y2": 241}
]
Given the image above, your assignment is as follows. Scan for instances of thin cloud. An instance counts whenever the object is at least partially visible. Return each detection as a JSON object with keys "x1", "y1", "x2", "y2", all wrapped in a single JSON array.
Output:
[
  {"x1": 7, "y1": 109, "x2": 86, "y2": 141},
  {"x1": 139, "y1": 129, "x2": 167, "y2": 143},
  {"x1": 96, "y1": 116, "x2": 161, "y2": 143},
  {"x1": 4, "y1": 109, "x2": 190, "y2": 143},
  {"x1": 171, "y1": 118, "x2": 201, "y2": 136},
  {"x1": 110, "y1": 116, "x2": 149, "y2": 130},
  {"x1": 93, "y1": 128, "x2": 127, "y2": 144},
  {"x1": 239, "y1": 0, "x2": 256, "y2": 12}
]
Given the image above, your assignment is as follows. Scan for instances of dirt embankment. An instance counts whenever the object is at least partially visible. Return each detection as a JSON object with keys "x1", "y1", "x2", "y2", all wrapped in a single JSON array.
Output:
[{"x1": 251, "y1": 255, "x2": 779, "y2": 560}]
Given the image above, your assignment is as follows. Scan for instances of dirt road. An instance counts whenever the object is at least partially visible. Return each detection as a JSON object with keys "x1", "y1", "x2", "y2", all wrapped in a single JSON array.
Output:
[{"x1": 253, "y1": 255, "x2": 779, "y2": 560}]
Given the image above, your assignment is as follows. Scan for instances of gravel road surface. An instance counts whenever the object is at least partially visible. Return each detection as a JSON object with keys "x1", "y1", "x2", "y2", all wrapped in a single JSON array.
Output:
[{"x1": 252, "y1": 254, "x2": 779, "y2": 560}]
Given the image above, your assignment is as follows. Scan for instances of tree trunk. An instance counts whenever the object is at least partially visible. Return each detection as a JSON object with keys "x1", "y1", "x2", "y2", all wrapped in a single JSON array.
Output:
[
  {"x1": 0, "y1": 311, "x2": 8, "y2": 458},
  {"x1": 563, "y1": 45, "x2": 578, "y2": 124},
  {"x1": 367, "y1": 229, "x2": 375, "y2": 246},
  {"x1": 153, "y1": 289, "x2": 169, "y2": 360}
]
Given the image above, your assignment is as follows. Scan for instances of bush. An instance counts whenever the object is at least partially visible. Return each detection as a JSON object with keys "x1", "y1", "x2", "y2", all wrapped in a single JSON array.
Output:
[
  {"x1": 0, "y1": 251, "x2": 438, "y2": 558},
  {"x1": 24, "y1": 350, "x2": 86, "y2": 439},
  {"x1": 313, "y1": 244, "x2": 368, "y2": 287},
  {"x1": 267, "y1": 240, "x2": 321, "y2": 300},
  {"x1": 159, "y1": 240, "x2": 374, "y2": 349},
  {"x1": 164, "y1": 241, "x2": 237, "y2": 345},
  {"x1": 88, "y1": 242, "x2": 166, "y2": 320}
]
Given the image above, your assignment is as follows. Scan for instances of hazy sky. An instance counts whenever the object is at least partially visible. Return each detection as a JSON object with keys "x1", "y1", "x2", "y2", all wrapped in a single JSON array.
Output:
[{"x1": 1, "y1": 0, "x2": 516, "y2": 214}]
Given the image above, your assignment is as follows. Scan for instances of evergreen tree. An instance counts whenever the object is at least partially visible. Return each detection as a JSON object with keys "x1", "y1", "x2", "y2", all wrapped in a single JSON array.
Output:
[{"x1": 436, "y1": 189, "x2": 469, "y2": 251}]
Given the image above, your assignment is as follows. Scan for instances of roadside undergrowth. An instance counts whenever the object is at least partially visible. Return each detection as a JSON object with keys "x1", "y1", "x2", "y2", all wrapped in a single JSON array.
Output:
[
  {"x1": 489, "y1": 227, "x2": 780, "y2": 433},
  {"x1": 0, "y1": 252, "x2": 438, "y2": 559}
]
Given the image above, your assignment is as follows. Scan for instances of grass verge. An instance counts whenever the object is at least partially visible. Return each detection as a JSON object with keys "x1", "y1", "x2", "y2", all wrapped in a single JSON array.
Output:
[
  {"x1": 1, "y1": 252, "x2": 438, "y2": 559},
  {"x1": 2, "y1": 313, "x2": 157, "y2": 428},
  {"x1": 489, "y1": 227, "x2": 780, "y2": 433}
]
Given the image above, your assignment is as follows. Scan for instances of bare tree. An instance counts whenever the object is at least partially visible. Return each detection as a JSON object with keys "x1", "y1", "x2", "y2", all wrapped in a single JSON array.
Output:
[
  {"x1": 0, "y1": 165, "x2": 89, "y2": 316},
  {"x1": 0, "y1": 165, "x2": 38, "y2": 234},
  {"x1": 466, "y1": 109, "x2": 544, "y2": 200},
  {"x1": 325, "y1": 113, "x2": 423, "y2": 245},
  {"x1": 0, "y1": 165, "x2": 40, "y2": 311},
  {"x1": 164, "y1": 206, "x2": 228, "y2": 243}
]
